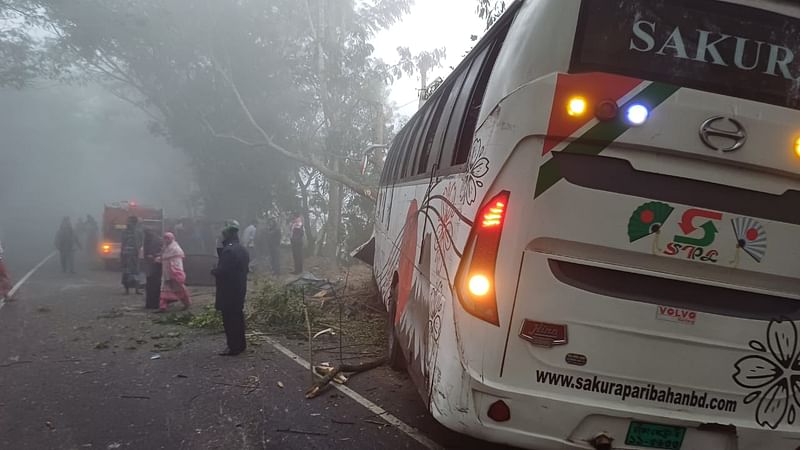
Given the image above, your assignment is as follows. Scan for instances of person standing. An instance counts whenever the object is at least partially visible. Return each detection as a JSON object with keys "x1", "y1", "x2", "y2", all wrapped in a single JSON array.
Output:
[
  {"x1": 120, "y1": 216, "x2": 142, "y2": 295},
  {"x1": 212, "y1": 220, "x2": 250, "y2": 356},
  {"x1": 266, "y1": 218, "x2": 281, "y2": 275},
  {"x1": 242, "y1": 220, "x2": 257, "y2": 258},
  {"x1": 289, "y1": 213, "x2": 304, "y2": 275},
  {"x1": 55, "y1": 217, "x2": 80, "y2": 274},
  {"x1": 158, "y1": 232, "x2": 191, "y2": 312},
  {"x1": 0, "y1": 239, "x2": 13, "y2": 300},
  {"x1": 142, "y1": 228, "x2": 162, "y2": 309}
]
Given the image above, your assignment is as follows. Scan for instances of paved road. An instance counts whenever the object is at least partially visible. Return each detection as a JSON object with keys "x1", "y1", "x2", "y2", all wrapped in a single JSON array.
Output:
[{"x1": 0, "y1": 255, "x2": 514, "y2": 450}]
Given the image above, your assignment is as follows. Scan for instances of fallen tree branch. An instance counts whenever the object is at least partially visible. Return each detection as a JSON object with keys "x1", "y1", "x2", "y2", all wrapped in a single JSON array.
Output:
[{"x1": 305, "y1": 357, "x2": 387, "y2": 399}]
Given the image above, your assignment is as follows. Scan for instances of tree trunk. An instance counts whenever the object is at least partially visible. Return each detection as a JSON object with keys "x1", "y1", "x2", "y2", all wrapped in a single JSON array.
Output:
[
  {"x1": 297, "y1": 170, "x2": 316, "y2": 247},
  {"x1": 322, "y1": 160, "x2": 342, "y2": 258}
]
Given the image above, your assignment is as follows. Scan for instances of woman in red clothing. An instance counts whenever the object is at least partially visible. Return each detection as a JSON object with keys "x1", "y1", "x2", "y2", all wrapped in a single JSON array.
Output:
[{"x1": 157, "y1": 232, "x2": 191, "y2": 312}]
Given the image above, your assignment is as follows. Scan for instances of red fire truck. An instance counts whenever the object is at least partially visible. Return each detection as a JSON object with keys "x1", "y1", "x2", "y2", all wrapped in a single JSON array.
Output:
[{"x1": 99, "y1": 201, "x2": 164, "y2": 269}]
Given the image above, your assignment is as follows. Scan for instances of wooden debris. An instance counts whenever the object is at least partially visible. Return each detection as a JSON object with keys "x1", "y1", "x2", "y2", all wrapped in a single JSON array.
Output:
[{"x1": 305, "y1": 357, "x2": 386, "y2": 399}]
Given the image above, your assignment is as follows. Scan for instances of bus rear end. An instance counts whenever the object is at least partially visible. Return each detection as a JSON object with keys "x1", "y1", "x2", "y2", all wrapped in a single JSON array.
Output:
[{"x1": 451, "y1": 0, "x2": 800, "y2": 448}]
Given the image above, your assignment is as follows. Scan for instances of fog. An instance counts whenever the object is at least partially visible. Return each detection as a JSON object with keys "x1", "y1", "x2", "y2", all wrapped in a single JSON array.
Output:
[{"x1": 0, "y1": 83, "x2": 194, "y2": 266}]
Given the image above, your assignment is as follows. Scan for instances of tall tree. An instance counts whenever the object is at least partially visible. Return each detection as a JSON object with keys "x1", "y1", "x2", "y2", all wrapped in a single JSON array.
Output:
[
  {"x1": 0, "y1": 0, "x2": 412, "y2": 256},
  {"x1": 476, "y1": 0, "x2": 506, "y2": 30},
  {"x1": 393, "y1": 46, "x2": 446, "y2": 107}
]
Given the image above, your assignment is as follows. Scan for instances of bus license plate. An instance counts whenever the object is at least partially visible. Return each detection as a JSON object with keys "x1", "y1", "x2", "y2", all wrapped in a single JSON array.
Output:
[{"x1": 625, "y1": 421, "x2": 686, "y2": 449}]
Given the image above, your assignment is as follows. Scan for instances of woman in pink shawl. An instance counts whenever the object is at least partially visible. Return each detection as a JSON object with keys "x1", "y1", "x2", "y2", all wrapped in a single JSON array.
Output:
[{"x1": 157, "y1": 232, "x2": 191, "y2": 312}]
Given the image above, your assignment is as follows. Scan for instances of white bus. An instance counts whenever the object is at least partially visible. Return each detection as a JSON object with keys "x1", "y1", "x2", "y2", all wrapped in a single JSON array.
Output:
[{"x1": 370, "y1": 0, "x2": 800, "y2": 448}]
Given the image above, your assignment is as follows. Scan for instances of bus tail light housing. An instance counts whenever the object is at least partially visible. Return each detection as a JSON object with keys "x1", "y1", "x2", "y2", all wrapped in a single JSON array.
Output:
[
  {"x1": 455, "y1": 191, "x2": 510, "y2": 326},
  {"x1": 487, "y1": 400, "x2": 511, "y2": 422},
  {"x1": 101, "y1": 243, "x2": 112, "y2": 254},
  {"x1": 794, "y1": 137, "x2": 800, "y2": 158}
]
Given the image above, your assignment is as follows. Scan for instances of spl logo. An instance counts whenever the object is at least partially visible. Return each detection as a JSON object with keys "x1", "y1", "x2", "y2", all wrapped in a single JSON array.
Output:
[
  {"x1": 663, "y1": 208, "x2": 722, "y2": 263},
  {"x1": 627, "y1": 201, "x2": 768, "y2": 265}
]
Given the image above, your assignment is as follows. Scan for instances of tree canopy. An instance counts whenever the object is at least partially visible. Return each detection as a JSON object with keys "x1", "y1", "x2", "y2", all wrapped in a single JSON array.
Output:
[{"x1": 0, "y1": 0, "x2": 415, "y2": 257}]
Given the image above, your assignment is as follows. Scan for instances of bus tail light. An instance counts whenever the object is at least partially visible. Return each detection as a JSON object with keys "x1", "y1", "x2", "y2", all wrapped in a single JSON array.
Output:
[
  {"x1": 567, "y1": 96, "x2": 588, "y2": 117},
  {"x1": 487, "y1": 400, "x2": 511, "y2": 422},
  {"x1": 101, "y1": 244, "x2": 112, "y2": 254},
  {"x1": 455, "y1": 191, "x2": 510, "y2": 326},
  {"x1": 794, "y1": 137, "x2": 800, "y2": 158}
]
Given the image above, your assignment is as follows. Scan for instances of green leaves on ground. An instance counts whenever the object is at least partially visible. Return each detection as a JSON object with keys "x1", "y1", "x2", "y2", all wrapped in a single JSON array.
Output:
[
  {"x1": 152, "y1": 306, "x2": 223, "y2": 331},
  {"x1": 248, "y1": 280, "x2": 316, "y2": 330}
]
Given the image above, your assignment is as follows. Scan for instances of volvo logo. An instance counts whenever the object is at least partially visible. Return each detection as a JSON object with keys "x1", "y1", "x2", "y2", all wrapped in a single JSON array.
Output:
[{"x1": 699, "y1": 116, "x2": 747, "y2": 152}]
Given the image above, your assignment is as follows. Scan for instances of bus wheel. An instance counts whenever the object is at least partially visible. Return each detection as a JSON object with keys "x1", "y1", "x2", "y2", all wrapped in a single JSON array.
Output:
[{"x1": 387, "y1": 286, "x2": 406, "y2": 371}]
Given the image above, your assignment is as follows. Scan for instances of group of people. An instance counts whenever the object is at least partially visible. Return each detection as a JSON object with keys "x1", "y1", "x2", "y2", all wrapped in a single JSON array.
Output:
[
  {"x1": 241, "y1": 213, "x2": 305, "y2": 275},
  {"x1": 119, "y1": 216, "x2": 192, "y2": 312},
  {"x1": 120, "y1": 215, "x2": 251, "y2": 357},
  {"x1": 48, "y1": 212, "x2": 297, "y2": 357}
]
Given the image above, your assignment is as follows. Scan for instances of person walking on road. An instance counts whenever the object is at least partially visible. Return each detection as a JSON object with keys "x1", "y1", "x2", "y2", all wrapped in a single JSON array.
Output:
[
  {"x1": 212, "y1": 220, "x2": 250, "y2": 356},
  {"x1": 120, "y1": 216, "x2": 142, "y2": 295},
  {"x1": 289, "y1": 213, "x2": 304, "y2": 275},
  {"x1": 143, "y1": 228, "x2": 162, "y2": 309},
  {"x1": 158, "y1": 232, "x2": 191, "y2": 312},
  {"x1": 55, "y1": 217, "x2": 80, "y2": 274},
  {"x1": 0, "y1": 240, "x2": 13, "y2": 300},
  {"x1": 266, "y1": 218, "x2": 281, "y2": 275}
]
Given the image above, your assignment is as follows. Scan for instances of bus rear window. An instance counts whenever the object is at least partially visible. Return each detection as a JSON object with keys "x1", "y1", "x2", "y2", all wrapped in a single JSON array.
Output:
[{"x1": 571, "y1": 0, "x2": 800, "y2": 111}]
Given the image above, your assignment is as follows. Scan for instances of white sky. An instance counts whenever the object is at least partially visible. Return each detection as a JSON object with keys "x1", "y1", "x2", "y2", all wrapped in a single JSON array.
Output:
[{"x1": 371, "y1": 0, "x2": 486, "y2": 119}]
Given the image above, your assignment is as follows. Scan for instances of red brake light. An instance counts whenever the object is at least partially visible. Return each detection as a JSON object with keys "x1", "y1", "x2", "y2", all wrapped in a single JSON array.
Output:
[
  {"x1": 455, "y1": 191, "x2": 510, "y2": 326},
  {"x1": 481, "y1": 199, "x2": 507, "y2": 228}
]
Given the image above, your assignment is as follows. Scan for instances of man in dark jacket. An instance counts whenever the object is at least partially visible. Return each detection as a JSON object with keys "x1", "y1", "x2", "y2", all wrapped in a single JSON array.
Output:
[
  {"x1": 212, "y1": 220, "x2": 250, "y2": 356},
  {"x1": 142, "y1": 227, "x2": 162, "y2": 309}
]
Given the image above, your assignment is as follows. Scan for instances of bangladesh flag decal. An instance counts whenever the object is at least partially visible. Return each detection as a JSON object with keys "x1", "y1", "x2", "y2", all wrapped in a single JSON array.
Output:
[{"x1": 628, "y1": 202, "x2": 674, "y2": 243}]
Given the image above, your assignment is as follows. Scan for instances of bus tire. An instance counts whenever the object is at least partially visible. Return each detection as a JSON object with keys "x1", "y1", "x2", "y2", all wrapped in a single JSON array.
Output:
[{"x1": 387, "y1": 285, "x2": 406, "y2": 371}]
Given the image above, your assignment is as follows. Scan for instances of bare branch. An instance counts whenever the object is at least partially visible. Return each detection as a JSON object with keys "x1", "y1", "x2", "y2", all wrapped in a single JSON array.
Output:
[
  {"x1": 201, "y1": 116, "x2": 262, "y2": 148},
  {"x1": 102, "y1": 84, "x2": 164, "y2": 123},
  {"x1": 211, "y1": 58, "x2": 377, "y2": 202}
]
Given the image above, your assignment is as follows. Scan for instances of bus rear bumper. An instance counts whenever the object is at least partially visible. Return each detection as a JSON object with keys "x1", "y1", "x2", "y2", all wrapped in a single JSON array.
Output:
[{"x1": 432, "y1": 383, "x2": 800, "y2": 450}]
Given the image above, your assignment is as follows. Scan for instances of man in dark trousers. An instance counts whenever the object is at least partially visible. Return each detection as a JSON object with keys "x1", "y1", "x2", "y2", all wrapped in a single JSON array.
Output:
[
  {"x1": 142, "y1": 227, "x2": 162, "y2": 309},
  {"x1": 212, "y1": 220, "x2": 250, "y2": 356}
]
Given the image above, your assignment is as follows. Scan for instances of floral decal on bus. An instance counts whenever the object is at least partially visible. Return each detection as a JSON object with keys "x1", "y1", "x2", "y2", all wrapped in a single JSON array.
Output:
[
  {"x1": 460, "y1": 138, "x2": 490, "y2": 206},
  {"x1": 732, "y1": 320, "x2": 800, "y2": 429}
]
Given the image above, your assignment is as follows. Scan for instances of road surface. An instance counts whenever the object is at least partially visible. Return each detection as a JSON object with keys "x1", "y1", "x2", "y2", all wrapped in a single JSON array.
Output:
[{"x1": 0, "y1": 254, "x2": 514, "y2": 450}]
